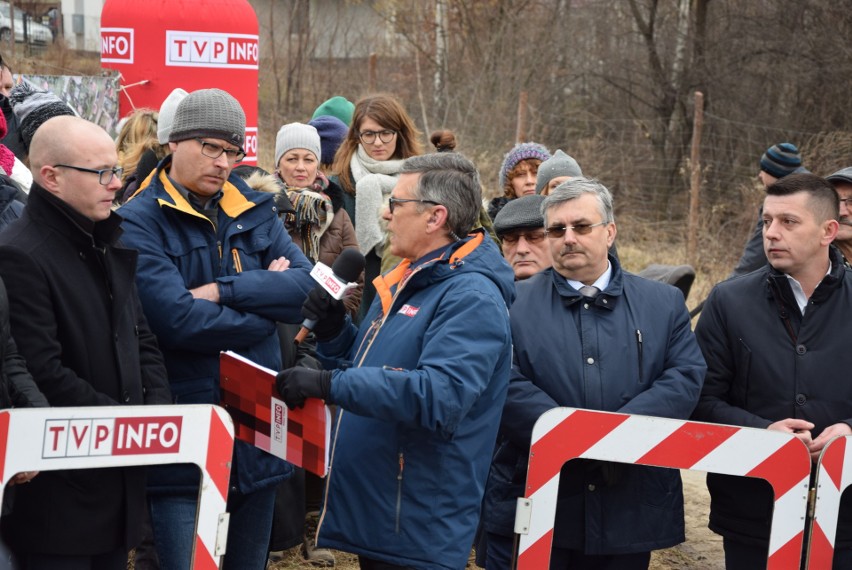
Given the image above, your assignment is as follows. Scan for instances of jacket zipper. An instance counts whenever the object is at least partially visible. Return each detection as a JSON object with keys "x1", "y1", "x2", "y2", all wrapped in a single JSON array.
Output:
[
  {"x1": 320, "y1": 270, "x2": 418, "y2": 538},
  {"x1": 317, "y1": 315, "x2": 385, "y2": 540},
  {"x1": 317, "y1": 407, "x2": 346, "y2": 540},
  {"x1": 395, "y1": 452, "x2": 404, "y2": 534},
  {"x1": 636, "y1": 329, "x2": 644, "y2": 383}
]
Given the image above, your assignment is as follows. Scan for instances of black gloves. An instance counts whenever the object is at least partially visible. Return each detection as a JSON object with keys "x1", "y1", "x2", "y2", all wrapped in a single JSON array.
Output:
[
  {"x1": 276, "y1": 367, "x2": 333, "y2": 409},
  {"x1": 302, "y1": 288, "x2": 346, "y2": 341}
]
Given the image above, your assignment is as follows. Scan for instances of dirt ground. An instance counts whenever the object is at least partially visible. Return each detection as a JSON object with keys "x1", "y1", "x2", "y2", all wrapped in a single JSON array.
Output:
[{"x1": 270, "y1": 470, "x2": 725, "y2": 569}]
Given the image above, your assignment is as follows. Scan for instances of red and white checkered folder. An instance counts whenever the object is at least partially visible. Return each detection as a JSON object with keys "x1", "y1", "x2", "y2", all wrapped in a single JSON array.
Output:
[{"x1": 219, "y1": 350, "x2": 331, "y2": 477}]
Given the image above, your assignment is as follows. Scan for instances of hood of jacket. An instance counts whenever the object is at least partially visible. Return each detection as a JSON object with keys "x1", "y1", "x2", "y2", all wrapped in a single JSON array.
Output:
[
  {"x1": 126, "y1": 155, "x2": 273, "y2": 221},
  {"x1": 251, "y1": 170, "x2": 346, "y2": 214}
]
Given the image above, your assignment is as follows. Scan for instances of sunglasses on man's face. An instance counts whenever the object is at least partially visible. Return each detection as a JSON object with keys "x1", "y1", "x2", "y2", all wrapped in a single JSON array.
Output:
[
  {"x1": 501, "y1": 230, "x2": 546, "y2": 245},
  {"x1": 544, "y1": 221, "x2": 607, "y2": 238}
]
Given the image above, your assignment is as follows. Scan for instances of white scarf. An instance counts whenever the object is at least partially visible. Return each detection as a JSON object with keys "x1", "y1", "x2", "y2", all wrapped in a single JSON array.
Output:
[{"x1": 350, "y1": 145, "x2": 405, "y2": 255}]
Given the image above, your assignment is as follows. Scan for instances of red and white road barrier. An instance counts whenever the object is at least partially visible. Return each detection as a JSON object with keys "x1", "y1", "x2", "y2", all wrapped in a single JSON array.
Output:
[
  {"x1": 0, "y1": 405, "x2": 234, "y2": 569},
  {"x1": 808, "y1": 435, "x2": 852, "y2": 569},
  {"x1": 515, "y1": 408, "x2": 812, "y2": 570}
]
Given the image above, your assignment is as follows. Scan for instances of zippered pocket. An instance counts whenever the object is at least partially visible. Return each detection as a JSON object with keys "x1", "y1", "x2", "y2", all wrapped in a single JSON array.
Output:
[{"x1": 395, "y1": 451, "x2": 404, "y2": 534}]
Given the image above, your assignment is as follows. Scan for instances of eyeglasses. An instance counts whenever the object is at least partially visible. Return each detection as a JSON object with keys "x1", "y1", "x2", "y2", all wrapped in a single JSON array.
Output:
[
  {"x1": 501, "y1": 230, "x2": 546, "y2": 245},
  {"x1": 840, "y1": 198, "x2": 852, "y2": 207},
  {"x1": 388, "y1": 197, "x2": 440, "y2": 214},
  {"x1": 358, "y1": 129, "x2": 397, "y2": 145},
  {"x1": 195, "y1": 138, "x2": 246, "y2": 163},
  {"x1": 545, "y1": 221, "x2": 608, "y2": 238},
  {"x1": 53, "y1": 164, "x2": 124, "y2": 186}
]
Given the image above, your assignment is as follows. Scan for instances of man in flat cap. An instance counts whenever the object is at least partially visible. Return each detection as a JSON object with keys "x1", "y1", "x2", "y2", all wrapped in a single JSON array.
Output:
[
  {"x1": 827, "y1": 167, "x2": 852, "y2": 265},
  {"x1": 493, "y1": 194, "x2": 551, "y2": 280},
  {"x1": 119, "y1": 88, "x2": 314, "y2": 570}
]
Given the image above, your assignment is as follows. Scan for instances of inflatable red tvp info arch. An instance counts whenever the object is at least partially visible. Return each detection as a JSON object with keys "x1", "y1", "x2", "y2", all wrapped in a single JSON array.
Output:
[{"x1": 100, "y1": 0, "x2": 259, "y2": 164}]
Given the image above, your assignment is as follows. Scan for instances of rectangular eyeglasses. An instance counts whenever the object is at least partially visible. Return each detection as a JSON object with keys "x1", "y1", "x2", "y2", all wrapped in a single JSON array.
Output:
[
  {"x1": 388, "y1": 197, "x2": 440, "y2": 214},
  {"x1": 544, "y1": 221, "x2": 607, "y2": 238},
  {"x1": 53, "y1": 164, "x2": 124, "y2": 186}
]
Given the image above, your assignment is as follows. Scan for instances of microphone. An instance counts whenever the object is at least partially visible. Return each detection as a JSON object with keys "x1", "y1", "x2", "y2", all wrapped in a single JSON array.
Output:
[{"x1": 294, "y1": 248, "x2": 365, "y2": 344}]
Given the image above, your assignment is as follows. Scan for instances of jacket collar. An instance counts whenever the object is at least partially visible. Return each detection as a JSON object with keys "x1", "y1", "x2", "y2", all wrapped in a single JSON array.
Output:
[
  {"x1": 28, "y1": 182, "x2": 123, "y2": 246},
  {"x1": 128, "y1": 155, "x2": 258, "y2": 221},
  {"x1": 373, "y1": 230, "x2": 486, "y2": 317},
  {"x1": 550, "y1": 253, "x2": 623, "y2": 311},
  {"x1": 766, "y1": 246, "x2": 845, "y2": 306}
]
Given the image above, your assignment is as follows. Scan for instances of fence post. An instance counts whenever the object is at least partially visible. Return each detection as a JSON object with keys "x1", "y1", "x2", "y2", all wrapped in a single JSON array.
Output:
[{"x1": 687, "y1": 91, "x2": 704, "y2": 261}]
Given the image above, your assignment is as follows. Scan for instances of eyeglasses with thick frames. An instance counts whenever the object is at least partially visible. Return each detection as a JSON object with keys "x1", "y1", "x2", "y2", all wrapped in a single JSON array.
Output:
[
  {"x1": 358, "y1": 129, "x2": 397, "y2": 145},
  {"x1": 501, "y1": 230, "x2": 546, "y2": 245},
  {"x1": 545, "y1": 221, "x2": 608, "y2": 238},
  {"x1": 195, "y1": 138, "x2": 246, "y2": 163},
  {"x1": 388, "y1": 197, "x2": 440, "y2": 214},
  {"x1": 53, "y1": 164, "x2": 124, "y2": 186}
]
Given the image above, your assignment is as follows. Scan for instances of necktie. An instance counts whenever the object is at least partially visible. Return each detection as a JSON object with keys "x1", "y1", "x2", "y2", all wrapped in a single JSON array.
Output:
[{"x1": 578, "y1": 285, "x2": 600, "y2": 300}]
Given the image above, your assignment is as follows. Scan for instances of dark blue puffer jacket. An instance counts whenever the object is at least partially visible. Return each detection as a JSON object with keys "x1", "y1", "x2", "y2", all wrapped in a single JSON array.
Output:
[
  {"x1": 119, "y1": 156, "x2": 315, "y2": 494},
  {"x1": 315, "y1": 231, "x2": 515, "y2": 569}
]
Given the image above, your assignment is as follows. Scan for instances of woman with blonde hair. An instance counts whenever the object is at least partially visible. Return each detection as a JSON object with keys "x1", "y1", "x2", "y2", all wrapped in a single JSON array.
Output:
[
  {"x1": 330, "y1": 93, "x2": 423, "y2": 321},
  {"x1": 114, "y1": 108, "x2": 168, "y2": 203}
]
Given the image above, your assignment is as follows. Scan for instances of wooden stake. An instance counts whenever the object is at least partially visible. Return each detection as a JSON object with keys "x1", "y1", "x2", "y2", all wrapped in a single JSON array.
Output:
[{"x1": 688, "y1": 91, "x2": 704, "y2": 261}]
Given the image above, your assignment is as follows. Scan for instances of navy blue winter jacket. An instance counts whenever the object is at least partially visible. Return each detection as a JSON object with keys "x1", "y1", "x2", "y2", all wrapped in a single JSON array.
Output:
[
  {"x1": 315, "y1": 231, "x2": 515, "y2": 569},
  {"x1": 119, "y1": 157, "x2": 314, "y2": 494},
  {"x1": 482, "y1": 257, "x2": 706, "y2": 555}
]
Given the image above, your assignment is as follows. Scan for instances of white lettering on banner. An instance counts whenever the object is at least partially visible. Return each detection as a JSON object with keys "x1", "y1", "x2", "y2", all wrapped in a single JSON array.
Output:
[
  {"x1": 244, "y1": 128, "x2": 258, "y2": 163},
  {"x1": 165, "y1": 31, "x2": 259, "y2": 69},
  {"x1": 42, "y1": 416, "x2": 183, "y2": 458},
  {"x1": 101, "y1": 28, "x2": 134, "y2": 64},
  {"x1": 309, "y1": 262, "x2": 355, "y2": 301}
]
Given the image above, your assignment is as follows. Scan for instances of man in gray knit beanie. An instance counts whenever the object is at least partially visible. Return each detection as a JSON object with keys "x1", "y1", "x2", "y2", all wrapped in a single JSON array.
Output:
[
  {"x1": 169, "y1": 87, "x2": 245, "y2": 149},
  {"x1": 493, "y1": 194, "x2": 550, "y2": 280},
  {"x1": 117, "y1": 86, "x2": 314, "y2": 570}
]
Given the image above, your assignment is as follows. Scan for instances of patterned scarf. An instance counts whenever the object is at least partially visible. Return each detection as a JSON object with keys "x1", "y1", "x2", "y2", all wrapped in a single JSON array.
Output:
[{"x1": 286, "y1": 172, "x2": 334, "y2": 263}]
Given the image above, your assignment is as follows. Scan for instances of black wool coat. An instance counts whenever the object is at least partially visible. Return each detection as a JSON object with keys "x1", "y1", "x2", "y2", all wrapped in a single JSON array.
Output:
[
  {"x1": 0, "y1": 183, "x2": 171, "y2": 556},
  {"x1": 694, "y1": 249, "x2": 852, "y2": 547}
]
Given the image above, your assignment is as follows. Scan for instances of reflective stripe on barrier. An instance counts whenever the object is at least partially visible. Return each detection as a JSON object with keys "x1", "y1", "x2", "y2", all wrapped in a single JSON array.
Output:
[
  {"x1": 515, "y1": 408, "x2": 812, "y2": 570},
  {"x1": 808, "y1": 435, "x2": 852, "y2": 569},
  {"x1": 0, "y1": 405, "x2": 234, "y2": 569}
]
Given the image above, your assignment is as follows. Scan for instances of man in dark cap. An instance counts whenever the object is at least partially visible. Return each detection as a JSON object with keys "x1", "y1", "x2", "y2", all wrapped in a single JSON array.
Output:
[
  {"x1": 827, "y1": 166, "x2": 852, "y2": 265},
  {"x1": 730, "y1": 142, "x2": 806, "y2": 277},
  {"x1": 119, "y1": 88, "x2": 314, "y2": 570},
  {"x1": 493, "y1": 194, "x2": 550, "y2": 280}
]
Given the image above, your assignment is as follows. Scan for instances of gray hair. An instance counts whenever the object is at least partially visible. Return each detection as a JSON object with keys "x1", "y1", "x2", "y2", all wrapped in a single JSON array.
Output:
[
  {"x1": 401, "y1": 153, "x2": 482, "y2": 239},
  {"x1": 541, "y1": 177, "x2": 614, "y2": 225}
]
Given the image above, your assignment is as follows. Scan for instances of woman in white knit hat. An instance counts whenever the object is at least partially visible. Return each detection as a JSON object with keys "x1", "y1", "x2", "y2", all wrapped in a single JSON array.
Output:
[{"x1": 274, "y1": 122, "x2": 362, "y2": 318}]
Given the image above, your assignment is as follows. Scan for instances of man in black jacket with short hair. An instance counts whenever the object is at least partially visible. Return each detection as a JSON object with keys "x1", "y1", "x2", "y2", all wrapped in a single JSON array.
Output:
[
  {"x1": 0, "y1": 114, "x2": 171, "y2": 569},
  {"x1": 694, "y1": 173, "x2": 852, "y2": 569}
]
